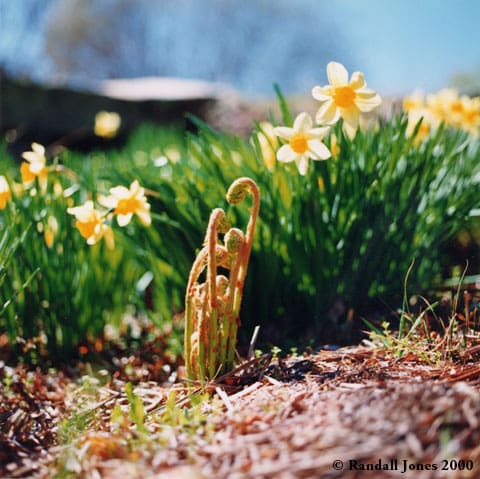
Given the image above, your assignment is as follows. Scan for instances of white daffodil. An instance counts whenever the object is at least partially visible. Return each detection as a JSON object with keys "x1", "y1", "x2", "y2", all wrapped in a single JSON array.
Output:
[
  {"x1": 312, "y1": 61, "x2": 382, "y2": 139},
  {"x1": 274, "y1": 112, "x2": 331, "y2": 175},
  {"x1": 67, "y1": 201, "x2": 109, "y2": 245},
  {"x1": 460, "y1": 96, "x2": 480, "y2": 137},
  {"x1": 0, "y1": 175, "x2": 12, "y2": 209},
  {"x1": 405, "y1": 107, "x2": 437, "y2": 144},
  {"x1": 21, "y1": 142, "x2": 47, "y2": 186},
  {"x1": 254, "y1": 121, "x2": 279, "y2": 171},
  {"x1": 100, "y1": 180, "x2": 151, "y2": 227}
]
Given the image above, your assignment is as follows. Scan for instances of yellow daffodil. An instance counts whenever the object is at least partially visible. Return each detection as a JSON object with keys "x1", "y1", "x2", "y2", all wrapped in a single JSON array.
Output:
[
  {"x1": 329, "y1": 133, "x2": 340, "y2": 159},
  {"x1": 403, "y1": 90, "x2": 425, "y2": 112},
  {"x1": 406, "y1": 108, "x2": 436, "y2": 144},
  {"x1": 94, "y1": 111, "x2": 121, "y2": 139},
  {"x1": 274, "y1": 112, "x2": 331, "y2": 175},
  {"x1": 21, "y1": 142, "x2": 47, "y2": 186},
  {"x1": 312, "y1": 61, "x2": 382, "y2": 139},
  {"x1": 44, "y1": 216, "x2": 59, "y2": 249},
  {"x1": 426, "y1": 88, "x2": 465, "y2": 128},
  {"x1": 0, "y1": 176, "x2": 12, "y2": 209},
  {"x1": 254, "y1": 121, "x2": 279, "y2": 171},
  {"x1": 100, "y1": 180, "x2": 151, "y2": 227},
  {"x1": 403, "y1": 90, "x2": 436, "y2": 143},
  {"x1": 461, "y1": 96, "x2": 480, "y2": 137},
  {"x1": 406, "y1": 88, "x2": 480, "y2": 137},
  {"x1": 103, "y1": 225, "x2": 115, "y2": 250},
  {"x1": 67, "y1": 201, "x2": 109, "y2": 245}
]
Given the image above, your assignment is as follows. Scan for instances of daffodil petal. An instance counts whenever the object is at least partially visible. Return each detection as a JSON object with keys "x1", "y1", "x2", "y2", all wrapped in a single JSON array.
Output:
[
  {"x1": 66, "y1": 206, "x2": 79, "y2": 216},
  {"x1": 356, "y1": 88, "x2": 377, "y2": 99},
  {"x1": 356, "y1": 93, "x2": 382, "y2": 112},
  {"x1": 341, "y1": 110, "x2": 359, "y2": 140},
  {"x1": 117, "y1": 213, "x2": 133, "y2": 227},
  {"x1": 29, "y1": 162, "x2": 45, "y2": 175},
  {"x1": 274, "y1": 126, "x2": 294, "y2": 141},
  {"x1": 0, "y1": 176, "x2": 9, "y2": 191},
  {"x1": 109, "y1": 186, "x2": 130, "y2": 198},
  {"x1": 308, "y1": 127, "x2": 330, "y2": 140},
  {"x1": 21, "y1": 152, "x2": 41, "y2": 164},
  {"x1": 75, "y1": 211, "x2": 95, "y2": 222},
  {"x1": 130, "y1": 180, "x2": 141, "y2": 192},
  {"x1": 32, "y1": 143, "x2": 45, "y2": 155},
  {"x1": 67, "y1": 201, "x2": 96, "y2": 221},
  {"x1": 276, "y1": 145, "x2": 297, "y2": 163},
  {"x1": 98, "y1": 194, "x2": 118, "y2": 209},
  {"x1": 136, "y1": 210, "x2": 152, "y2": 226},
  {"x1": 293, "y1": 112, "x2": 313, "y2": 132},
  {"x1": 349, "y1": 71, "x2": 366, "y2": 90},
  {"x1": 341, "y1": 106, "x2": 360, "y2": 131},
  {"x1": 342, "y1": 122, "x2": 357, "y2": 140},
  {"x1": 312, "y1": 85, "x2": 334, "y2": 101},
  {"x1": 104, "y1": 226, "x2": 115, "y2": 250},
  {"x1": 327, "y1": 61, "x2": 349, "y2": 86},
  {"x1": 296, "y1": 156, "x2": 309, "y2": 176},
  {"x1": 316, "y1": 100, "x2": 340, "y2": 125},
  {"x1": 307, "y1": 139, "x2": 332, "y2": 160}
]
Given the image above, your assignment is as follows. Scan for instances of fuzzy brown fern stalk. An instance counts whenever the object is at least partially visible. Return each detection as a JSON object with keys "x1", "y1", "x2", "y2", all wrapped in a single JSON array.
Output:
[{"x1": 184, "y1": 177, "x2": 260, "y2": 383}]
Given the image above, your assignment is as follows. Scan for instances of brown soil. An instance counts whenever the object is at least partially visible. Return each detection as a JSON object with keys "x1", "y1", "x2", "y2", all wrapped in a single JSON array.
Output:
[{"x1": 2, "y1": 345, "x2": 480, "y2": 479}]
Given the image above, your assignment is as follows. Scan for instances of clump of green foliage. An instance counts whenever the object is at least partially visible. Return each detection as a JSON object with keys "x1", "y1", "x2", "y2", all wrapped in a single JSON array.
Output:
[
  {"x1": 1, "y1": 78, "x2": 479, "y2": 357},
  {"x1": 0, "y1": 132, "x2": 181, "y2": 359},
  {"x1": 119, "y1": 112, "x2": 479, "y2": 345},
  {"x1": 0, "y1": 224, "x2": 35, "y2": 319}
]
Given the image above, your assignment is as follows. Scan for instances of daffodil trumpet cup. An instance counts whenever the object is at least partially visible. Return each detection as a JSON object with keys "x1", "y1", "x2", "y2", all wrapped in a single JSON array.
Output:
[{"x1": 184, "y1": 177, "x2": 259, "y2": 384}]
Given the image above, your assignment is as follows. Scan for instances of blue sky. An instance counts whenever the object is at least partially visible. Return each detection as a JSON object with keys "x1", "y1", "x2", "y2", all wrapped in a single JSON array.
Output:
[{"x1": 325, "y1": 0, "x2": 480, "y2": 95}]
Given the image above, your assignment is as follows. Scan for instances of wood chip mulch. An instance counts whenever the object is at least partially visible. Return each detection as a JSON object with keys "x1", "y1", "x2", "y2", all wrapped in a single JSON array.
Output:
[
  {"x1": 3, "y1": 346, "x2": 480, "y2": 478},
  {"x1": 0, "y1": 361, "x2": 69, "y2": 478}
]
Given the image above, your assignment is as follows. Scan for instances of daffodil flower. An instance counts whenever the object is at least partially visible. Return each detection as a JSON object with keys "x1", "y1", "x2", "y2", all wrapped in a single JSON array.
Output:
[
  {"x1": 67, "y1": 201, "x2": 109, "y2": 245},
  {"x1": 274, "y1": 112, "x2": 331, "y2": 176},
  {"x1": 329, "y1": 133, "x2": 340, "y2": 159},
  {"x1": 99, "y1": 180, "x2": 151, "y2": 227},
  {"x1": 94, "y1": 111, "x2": 121, "y2": 139},
  {"x1": 416, "y1": 88, "x2": 480, "y2": 137},
  {"x1": 0, "y1": 176, "x2": 12, "y2": 209},
  {"x1": 426, "y1": 88, "x2": 460, "y2": 125},
  {"x1": 21, "y1": 142, "x2": 47, "y2": 186},
  {"x1": 461, "y1": 96, "x2": 480, "y2": 137},
  {"x1": 406, "y1": 108, "x2": 436, "y2": 144},
  {"x1": 254, "y1": 121, "x2": 279, "y2": 171},
  {"x1": 403, "y1": 90, "x2": 426, "y2": 113},
  {"x1": 44, "y1": 216, "x2": 59, "y2": 248},
  {"x1": 312, "y1": 61, "x2": 382, "y2": 139}
]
